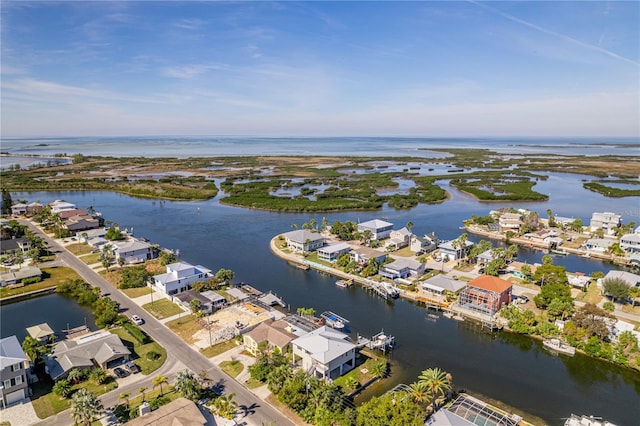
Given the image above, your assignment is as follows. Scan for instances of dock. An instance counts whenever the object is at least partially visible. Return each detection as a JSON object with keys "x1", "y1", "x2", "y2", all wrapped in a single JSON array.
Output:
[
  {"x1": 357, "y1": 329, "x2": 395, "y2": 353},
  {"x1": 320, "y1": 311, "x2": 350, "y2": 330},
  {"x1": 287, "y1": 261, "x2": 309, "y2": 270}
]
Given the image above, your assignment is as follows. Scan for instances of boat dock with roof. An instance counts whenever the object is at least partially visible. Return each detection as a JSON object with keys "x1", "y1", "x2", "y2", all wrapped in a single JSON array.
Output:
[
  {"x1": 320, "y1": 311, "x2": 349, "y2": 330},
  {"x1": 357, "y1": 329, "x2": 395, "y2": 353}
]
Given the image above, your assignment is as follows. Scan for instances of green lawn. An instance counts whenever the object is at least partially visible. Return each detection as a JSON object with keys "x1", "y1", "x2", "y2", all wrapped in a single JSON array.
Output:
[
  {"x1": 0, "y1": 267, "x2": 82, "y2": 299},
  {"x1": 110, "y1": 327, "x2": 167, "y2": 375},
  {"x1": 142, "y1": 298, "x2": 184, "y2": 319},
  {"x1": 200, "y1": 339, "x2": 238, "y2": 358},
  {"x1": 165, "y1": 314, "x2": 199, "y2": 344},
  {"x1": 114, "y1": 388, "x2": 180, "y2": 423},
  {"x1": 245, "y1": 378, "x2": 264, "y2": 389},
  {"x1": 575, "y1": 284, "x2": 603, "y2": 305},
  {"x1": 31, "y1": 376, "x2": 118, "y2": 419},
  {"x1": 219, "y1": 360, "x2": 243, "y2": 378},
  {"x1": 121, "y1": 286, "x2": 153, "y2": 298},
  {"x1": 80, "y1": 253, "x2": 101, "y2": 265},
  {"x1": 66, "y1": 243, "x2": 94, "y2": 255}
]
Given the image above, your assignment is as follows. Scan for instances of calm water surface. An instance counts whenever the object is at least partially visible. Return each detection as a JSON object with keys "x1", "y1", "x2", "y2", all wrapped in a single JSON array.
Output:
[{"x1": 9, "y1": 179, "x2": 640, "y2": 425}]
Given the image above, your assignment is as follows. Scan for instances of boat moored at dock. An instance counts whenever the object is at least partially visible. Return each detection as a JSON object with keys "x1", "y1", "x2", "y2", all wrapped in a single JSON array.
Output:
[
  {"x1": 543, "y1": 338, "x2": 576, "y2": 356},
  {"x1": 320, "y1": 311, "x2": 350, "y2": 330}
]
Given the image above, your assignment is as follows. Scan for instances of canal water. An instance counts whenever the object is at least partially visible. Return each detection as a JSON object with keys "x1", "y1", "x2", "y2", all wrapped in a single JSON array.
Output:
[{"x1": 8, "y1": 176, "x2": 640, "y2": 425}]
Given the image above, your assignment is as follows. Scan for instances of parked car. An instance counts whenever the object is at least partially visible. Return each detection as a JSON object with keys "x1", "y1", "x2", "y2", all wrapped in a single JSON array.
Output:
[
  {"x1": 113, "y1": 367, "x2": 129, "y2": 378},
  {"x1": 124, "y1": 361, "x2": 140, "y2": 374},
  {"x1": 478, "y1": 268, "x2": 485, "y2": 274},
  {"x1": 130, "y1": 315, "x2": 144, "y2": 325}
]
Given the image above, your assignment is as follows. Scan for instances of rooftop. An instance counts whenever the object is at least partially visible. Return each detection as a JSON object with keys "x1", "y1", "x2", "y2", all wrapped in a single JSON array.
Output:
[
  {"x1": 0, "y1": 336, "x2": 28, "y2": 369},
  {"x1": 468, "y1": 275, "x2": 512, "y2": 293},
  {"x1": 292, "y1": 325, "x2": 355, "y2": 364},
  {"x1": 358, "y1": 218, "x2": 394, "y2": 229},
  {"x1": 26, "y1": 323, "x2": 55, "y2": 339}
]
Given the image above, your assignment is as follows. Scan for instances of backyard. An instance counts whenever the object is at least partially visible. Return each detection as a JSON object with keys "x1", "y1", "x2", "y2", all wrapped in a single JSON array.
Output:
[
  {"x1": 110, "y1": 327, "x2": 167, "y2": 375},
  {"x1": 0, "y1": 266, "x2": 82, "y2": 299}
]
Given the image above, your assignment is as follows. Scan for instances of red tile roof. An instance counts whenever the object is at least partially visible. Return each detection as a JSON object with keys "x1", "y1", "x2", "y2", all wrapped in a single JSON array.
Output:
[{"x1": 468, "y1": 275, "x2": 512, "y2": 293}]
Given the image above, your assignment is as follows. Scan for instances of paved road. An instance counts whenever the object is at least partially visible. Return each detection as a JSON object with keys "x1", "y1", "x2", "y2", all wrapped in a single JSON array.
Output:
[{"x1": 22, "y1": 220, "x2": 294, "y2": 426}]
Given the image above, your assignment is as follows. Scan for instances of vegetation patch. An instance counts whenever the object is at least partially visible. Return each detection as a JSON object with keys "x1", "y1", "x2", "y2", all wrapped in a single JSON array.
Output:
[
  {"x1": 219, "y1": 360, "x2": 244, "y2": 378},
  {"x1": 142, "y1": 298, "x2": 184, "y2": 319},
  {"x1": 583, "y1": 181, "x2": 640, "y2": 197},
  {"x1": 110, "y1": 327, "x2": 166, "y2": 375},
  {"x1": 121, "y1": 286, "x2": 153, "y2": 298},
  {"x1": 80, "y1": 253, "x2": 101, "y2": 265},
  {"x1": 165, "y1": 314, "x2": 200, "y2": 344},
  {"x1": 30, "y1": 375, "x2": 117, "y2": 418},
  {"x1": 200, "y1": 339, "x2": 238, "y2": 358},
  {"x1": 0, "y1": 267, "x2": 81, "y2": 299}
]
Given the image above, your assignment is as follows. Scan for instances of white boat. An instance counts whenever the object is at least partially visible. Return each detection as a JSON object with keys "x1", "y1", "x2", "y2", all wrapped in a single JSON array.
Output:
[
  {"x1": 321, "y1": 311, "x2": 349, "y2": 330},
  {"x1": 382, "y1": 283, "x2": 400, "y2": 299},
  {"x1": 543, "y1": 338, "x2": 576, "y2": 356},
  {"x1": 336, "y1": 279, "x2": 352, "y2": 288}
]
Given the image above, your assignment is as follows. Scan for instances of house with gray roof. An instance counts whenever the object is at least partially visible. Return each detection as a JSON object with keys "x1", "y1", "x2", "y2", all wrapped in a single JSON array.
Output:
[
  {"x1": 317, "y1": 242, "x2": 351, "y2": 263},
  {"x1": 349, "y1": 247, "x2": 387, "y2": 266},
  {"x1": 421, "y1": 275, "x2": 467, "y2": 295},
  {"x1": 0, "y1": 336, "x2": 29, "y2": 407},
  {"x1": 111, "y1": 239, "x2": 155, "y2": 264},
  {"x1": 152, "y1": 261, "x2": 213, "y2": 297},
  {"x1": 0, "y1": 266, "x2": 42, "y2": 287},
  {"x1": 44, "y1": 331, "x2": 130, "y2": 381},
  {"x1": 357, "y1": 219, "x2": 394, "y2": 240},
  {"x1": 380, "y1": 257, "x2": 425, "y2": 279},
  {"x1": 410, "y1": 233, "x2": 438, "y2": 253},
  {"x1": 0, "y1": 238, "x2": 31, "y2": 257},
  {"x1": 292, "y1": 326, "x2": 356, "y2": 380},
  {"x1": 621, "y1": 233, "x2": 640, "y2": 254},
  {"x1": 438, "y1": 240, "x2": 474, "y2": 261},
  {"x1": 590, "y1": 212, "x2": 622, "y2": 236},
  {"x1": 602, "y1": 270, "x2": 640, "y2": 288},
  {"x1": 282, "y1": 230, "x2": 324, "y2": 253},
  {"x1": 26, "y1": 323, "x2": 55, "y2": 342}
]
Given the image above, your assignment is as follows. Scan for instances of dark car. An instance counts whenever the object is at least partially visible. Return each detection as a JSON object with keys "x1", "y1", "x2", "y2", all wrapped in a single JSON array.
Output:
[
  {"x1": 114, "y1": 367, "x2": 129, "y2": 378},
  {"x1": 124, "y1": 361, "x2": 140, "y2": 374}
]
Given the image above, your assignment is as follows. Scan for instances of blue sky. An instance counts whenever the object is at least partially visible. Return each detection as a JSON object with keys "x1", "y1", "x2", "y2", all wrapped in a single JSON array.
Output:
[{"x1": 1, "y1": 1, "x2": 638, "y2": 137}]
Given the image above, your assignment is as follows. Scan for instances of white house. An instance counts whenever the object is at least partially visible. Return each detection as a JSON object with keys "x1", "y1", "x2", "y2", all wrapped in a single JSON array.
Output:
[
  {"x1": 584, "y1": 238, "x2": 613, "y2": 254},
  {"x1": 10, "y1": 203, "x2": 27, "y2": 216},
  {"x1": 317, "y1": 242, "x2": 351, "y2": 263},
  {"x1": 420, "y1": 275, "x2": 467, "y2": 295},
  {"x1": 386, "y1": 227, "x2": 412, "y2": 250},
  {"x1": 379, "y1": 258, "x2": 425, "y2": 279},
  {"x1": 601, "y1": 270, "x2": 640, "y2": 288},
  {"x1": 111, "y1": 239, "x2": 155, "y2": 264},
  {"x1": 291, "y1": 326, "x2": 356, "y2": 380},
  {"x1": 410, "y1": 233, "x2": 438, "y2": 254},
  {"x1": 0, "y1": 336, "x2": 29, "y2": 407},
  {"x1": 621, "y1": 233, "x2": 640, "y2": 254},
  {"x1": 349, "y1": 247, "x2": 387, "y2": 266},
  {"x1": 282, "y1": 230, "x2": 324, "y2": 253},
  {"x1": 357, "y1": 219, "x2": 394, "y2": 240},
  {"x1": 152, "y1": 261, "x2": 213, "y2": 296},
  {"x1": 590, "y1": 212, "x2": 622, "y2": 236},
  {"x1": 498, "y1": 212, "x2": 522, "y2": 232},
  {"x1": 49, "y1": 200, "x2": 76, "y2": 214},
  {"x1": 438, "y1": 240, "x2": 473, "y2": 261}
]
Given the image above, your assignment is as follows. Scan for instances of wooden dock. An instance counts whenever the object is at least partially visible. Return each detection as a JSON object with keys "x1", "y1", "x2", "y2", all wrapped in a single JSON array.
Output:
[{"x1": 357, "y1": 329, "x2": 395, "y2": 353}]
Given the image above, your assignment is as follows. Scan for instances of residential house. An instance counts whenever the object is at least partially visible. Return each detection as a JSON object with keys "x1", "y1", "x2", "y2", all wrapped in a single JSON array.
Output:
[
  {"x1": 507, "y1": 262, "x2": 538, "y2": 280},
  {"x1": 200, "y1": 291, "x2": 227, "y2": 310},
  {"x1": 125, "y1": 397, "x2": 206, "y2": 426},
  {"x1": 438, "y1": 240, "x2": 473, "y2": 261},
  {"x1": 174, "y1": 290, "x2": 226, "y2": 313},
  {"x1": 590, "y1": 212, "x2": 622, "y2": 236},
  {"x1": 498, "y1": 212, "x2": 522, "y2": 233},
  {"x1": 410, "y1": 233, "x2": 438, "y2": 254},
  {"x1": 225, "y1": 287, "x2": 251, "y2": 303},
  {"x1": 10, "y1": 203, "x2": 27, "y2": 216},
  {"x1": 357, "y1": 219, "x2": 394, "y2": 240},
  {"x1": 584, "y1": 238, "x2": 613, "y2": 254},
  {"x1": 317, "y1": 242, "x2": 351, "y2": 263},
  {"x1": 379, "y1": 258, "x2": 425, "y2": 279},
  {"x1": 291, "y1": 326, "x2": 356, "y2": 380},
  {"x1": 77, "y1": 228, "x2": 106, "y2": 242},
  {"x1": 64, "y1": 214, "x2": 102, "y2": 232},
  {"x1": 386, "y1": 227, "x2": 412, "y2": 250},
  {"x1": 58, "y1": 209, "x2": 87, "y2": 220},
  {"x1": 243, "y1": 319, "x2": 297, "y2": 356},
  {"x1": 282, "y1": 230, "x2": 324, "y2": 253},
  {"x1": 0, "y1": 238, "x2": 31, "y2": 257},
  {"x1": 621, "y1": 233, "x2": 640, "y2": 254},
  {"x1": 420, "y1": 275, "x2": 467, "y2": 295},
  {"x1": 26, "y1": 323, "x2": 55, "y2": 343},
  {"x1": 428, "y1": 394, "x2": 520, "y2": 426},
  {"x1": 26, "y1": 202, "x2": 44, "y2": 217},
  {"x1": 476, "y1": 250, "x2": 496, "y2": 266},
  {"x1": 458, "y1": 276, "x2": 513, "y2": 316},
  {"x1": 567, "y1": 273, "x2": 590, "y2": 290},
  {"x1": 44, "y1": 331, "x2": 130, "y2": 381},
  {"x1": 49, "y1": 200, "x2": 76, "y2": 214},
  {"x1": 553, "y1": 216, "x2": 576, "y2": 228},
  {"x1": 152, "y1": 261, "x2": 213, "y2": 297},
  {"x1": 349, "y1": 247, "x2": 387, "y2": 266},
  {"x1": 524, "y1": 229, "x2": 563, "y2": 248},
  {"x1": 0, "y1": 266, "x2": 42, "y2": 287},
  {"x1": 0, "y1": 336, "x2": 29, "y2": 407},
  {"x1": 111, "y1": 239, "x2": 154, "y2": 264},
  {"x1": 601, "y1": 270, "x2": 640, "y2": 288}
]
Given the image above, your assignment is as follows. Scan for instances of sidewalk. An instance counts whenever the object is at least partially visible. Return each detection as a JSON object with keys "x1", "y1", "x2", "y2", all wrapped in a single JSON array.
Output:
[{"x1": 0, "y1": 399, "x2": 40, "y2": 426}]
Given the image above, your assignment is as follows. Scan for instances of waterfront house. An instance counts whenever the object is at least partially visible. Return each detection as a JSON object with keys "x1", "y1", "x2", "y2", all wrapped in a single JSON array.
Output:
[
  {"x1": 357, "y1": 219, "x2": 394, "y2": 240},
  {"x1": 589, "y1": 212, "x2": 621, "y2": 236},
  {"x1": 49, "y1": 200, "x2": 76, "y2": 214},
  {"x1": 26, "y1": 202, "x2": 44, "y2": 217},
  {"x1": 10, "y1": 203, "x2": 27, "y2": 216},
  {"x1": 0, "y1": 238, "x2": 31, "y2": 257},
  {"x1": 111, "y1": 239, "x2": 155, "y2": 264},
  {"x1": 507, "y1": 261, "x2": 537, "y2": 280},
  {"x1": 601, "y1": 270, "x2": 640, "y2": 288},
  {"x1": 317, "y1": 242, "x2": 352, "y2": 263},
  {"x1": 0, "y1": 266, "x2": 42, "y2": 287},
  {"x1": 524, "y1": 229, "x2": 563, "y2": 248},
  {"x1": 458, "y1": 276, "x2": 512, "y2": 317},
  {"x1": 291, "y1": 326, "x2": 356, "y2": 380},
  {"x1": 476, "y1": 250, "x2": 496, "y2": 266},
  {"x1": 77, "y1": 227, "x2": 106, "y2": 242},
  {"x1": 152, "y1": 261, "x2": 213, "y2": 297},
  {"x1": 225, "y1": 287, "x2": 250, "y2": 302},
  {"x1": 420, "y1": 275, "x2": 467, "y2": 295},
  {"x1": 200, "y1": 290, "x2": 227, "y2": 310},
  {"x1": 621, "y1": 233, "x2": 640, "y2": 253},
  {"x1": 174, "y1": 290, "x2": 214, "y2": 313},
  {"x1": 498, "y1": 212, "x2": 522, "y2": 233},
  {"x1": 282, "y1": 230, "x2": 324, "y2": 253},
  {"x1": 438, "y1": 240, "x2": 473, "y2": 261},
  {"x1": 584, "y1": 238, "x2": 613, "y2": 254},
  {"x1": 26, "y1": 323, "x2": 55, "y2": 343},
  {"x1": 44, "y1": 331, "x2": 130, "y2": 381},
  {"x1": 0, "y1": 336, "x2": 29, "y2": 407},
  {"x1": 553, "y1": 215, "x2": 576, "y2": 228},
  {"x1": 64, "y1": 214, "x2": 103, "y2": 232},
  {"x1": 428, "y1": 394, "x2": 520, "y2": 426},
  {"x1": 349, "y1": 246, "x2": 387, "y2": 266},
  {"x1": 386, "y1": 227, "x2": 412, "y2": 250},
  {"x1": 410, "y1": 233, "x2": 438, "y2": 253},
  {"x1": 567, "y1": 273, "x2": 590, "y2": 290},
  {"x1": 379, "y1": 257, "x2": 425, "y2": 279},
  {"x1": 58, "y1": 208, "x2": 87, "y2": 220},
  {"x1": 243, "y1": 319, "x2": 296, "y2": 356}
]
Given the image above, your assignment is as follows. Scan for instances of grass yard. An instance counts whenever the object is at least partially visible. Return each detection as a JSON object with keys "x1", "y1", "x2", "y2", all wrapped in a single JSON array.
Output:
[
  {"x1": 200, "y1": 339, "x2": 238, "y2": 358},
  {"x1": 30, "y1": 376, "x2": 118, "y2": 418},
  {"x1": 165, "y1": 314, "x2": 200, "y2": 344},
  {"x1": 0, "y1": 267, "x2": 82, "y2": 299},
  {"x1": 575, "y1": 284, "x2": 603, "y2": 305},
  {"x1": 245, "y1": 378, "x2": 264, "y2": 389},
  {"x1": 393, "y1": 246, "x2": 415, "y2": 257},
  {"x1": 110, "y1": 327, "x2": 166, "y2": 375},
  {"x1": 121, "y1": 286, "x2": 153, "y2": 298},
  {"x1": 80, "y1": 253, "x2": 101, "y2": 265},
  {"x1": 219, "y1": 360, "x2": 243, "y2": 378},
  {"x1": 142, "y1": 298, "x2": 184, "y2": 319},
  {"x1": 66, "y1": 243, "x2": 94, "y2": 255},
  {"x1": 100, "y1": 269, "x2": 122, "y2": 287}
]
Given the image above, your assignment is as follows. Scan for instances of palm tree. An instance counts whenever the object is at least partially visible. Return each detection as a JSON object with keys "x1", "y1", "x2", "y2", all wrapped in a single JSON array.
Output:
[
  {"x1": 118, "y1": 392, "x2": 130, "y2": 408},
  {"x1": 89, "y1": 368, "x2": 107, "y2": 385},
  {"x1": 214, "y1": 393, "x2": 238, "y2": 420},
  {"x1": 408, "y1": 382, "x2": 428, "y2": 405},
  {"x1": 67, "y1": 368, "x2": 84, "y2": 385},
  {"x1": 53, "y1": 379, "x2": 72, "y2": 399},
  {"x1": 70, "y1": 388, "x2": 103, "y2": 426},
  {"x1": 418, "y1": 367, "x2": 451, "y2": 412},
  {"x1": 406, "y1": 221, "x2": 414, "y2": 233},
  {"x1": 369, "y1": 359, "x2": 387, "y2": 379},
  {"x1": 152, "y1": 375, "x2": 169, "y2": 396},
  {"x1": 138, "y1": 386, "x2": 147, "y2": 402},
  {"x1": 174, "y1": 369, "x2": 201, "y2": 401}
]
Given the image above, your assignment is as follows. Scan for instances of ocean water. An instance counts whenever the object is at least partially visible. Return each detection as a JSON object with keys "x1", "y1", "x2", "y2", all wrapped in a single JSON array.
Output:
[{"x1": 1, "y1": 136, "x2": 638, "y2": 158}]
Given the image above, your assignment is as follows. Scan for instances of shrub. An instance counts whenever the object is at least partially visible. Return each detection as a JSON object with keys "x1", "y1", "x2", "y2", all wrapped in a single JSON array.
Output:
[
  {"x1": 124, "y1": 322, "x2": 150, "y2": 344},
  {"x1": 22, "y1": 276, "x2": 42, "y2": 285},
  {"x1": 149, "y1": 395, "x2": 170, "y2": 411},
  {"x1": 146, "y1": 351, "x2": 161, "y2": 361}
]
